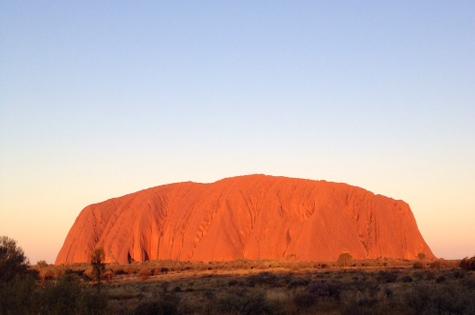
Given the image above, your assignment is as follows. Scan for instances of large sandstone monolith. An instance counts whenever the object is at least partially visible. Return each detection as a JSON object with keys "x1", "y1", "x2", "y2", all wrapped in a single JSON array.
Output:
[{"x1": 56, "y1": 175, "x2": 434, "y2": 264}]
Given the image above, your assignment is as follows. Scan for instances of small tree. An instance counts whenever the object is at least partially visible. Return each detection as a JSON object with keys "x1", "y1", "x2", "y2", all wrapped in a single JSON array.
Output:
[
  {"x1": 91, "y1": 248, "x2": 105, "y2": 287},
  {"x1": 37, "y1": 260, "x2": 48, "y2": 268},
  {"x1": 0, "y1": 236, "x2": 38, "y2": 314},
  {"x1": 0, "y1": 236, "x2": 29, "y2": 282},
  {"x1": 337, "y1": 253, "x2": 353, "y2": 266}
]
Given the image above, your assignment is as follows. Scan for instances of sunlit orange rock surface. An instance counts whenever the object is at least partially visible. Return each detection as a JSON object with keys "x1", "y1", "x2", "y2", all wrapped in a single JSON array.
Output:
[{"x1": 56, "y1": 175, "x2": 434, "y2": 265}]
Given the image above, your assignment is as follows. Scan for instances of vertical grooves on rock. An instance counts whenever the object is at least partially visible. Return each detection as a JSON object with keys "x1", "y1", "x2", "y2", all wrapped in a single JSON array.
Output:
[{"x1": 55, "y1": 175, "x2": 435, "y2": 265}]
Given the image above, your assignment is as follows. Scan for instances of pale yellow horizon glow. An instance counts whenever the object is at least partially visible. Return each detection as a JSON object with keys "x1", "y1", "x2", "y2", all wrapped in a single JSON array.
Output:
[{"x1": 1, "y1": 154, "x2": 474, "y2": 264}]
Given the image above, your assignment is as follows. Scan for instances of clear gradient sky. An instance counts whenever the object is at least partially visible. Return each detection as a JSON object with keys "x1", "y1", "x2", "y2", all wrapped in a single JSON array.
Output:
[{"x1": 1, "y1": 1, "x2": 474, "y2": 263}]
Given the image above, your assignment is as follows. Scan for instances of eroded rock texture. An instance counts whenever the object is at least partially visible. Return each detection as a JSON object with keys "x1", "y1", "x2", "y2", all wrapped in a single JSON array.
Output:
[{"x1": 56, "y1": 175, "x2": 434, "y2": 264}]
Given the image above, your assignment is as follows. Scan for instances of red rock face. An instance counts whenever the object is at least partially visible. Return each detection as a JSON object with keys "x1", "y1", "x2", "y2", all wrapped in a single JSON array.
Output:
[{"x1": 56, "y1": 175, "x2": 435, "y2": 265}]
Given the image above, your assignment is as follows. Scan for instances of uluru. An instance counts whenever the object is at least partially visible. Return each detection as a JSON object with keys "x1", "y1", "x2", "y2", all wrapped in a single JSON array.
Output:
[{"x1": 56, "y1": 175, "x2": 434, "y2": 265}]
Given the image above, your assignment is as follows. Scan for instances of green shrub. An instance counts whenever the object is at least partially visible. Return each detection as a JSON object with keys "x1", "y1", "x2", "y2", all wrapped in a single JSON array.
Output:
[
  {"x1": 460, "y1": 256, "x2": 475, "y2": 271},
  {"x1": 450, "y1": 270, "x2": 465, "y2": 279},
  {"x1": 429, "y1": 260, "x2": 442, "y2": 269},
  {"x1": 412, "y1": 271, "x2": 425, "y2": 281},
  {"x1": 287, "y1": 278, "x2": 309, "y2": 288},
  {"x1": 337, "y1": 253, "x2": 353, "y2": 266},
  {"x1": 404, "y1": 283, "x2": 475, "y2": 315},
  {"x1": 462, "y1": 277, "x2": 475, "y2": 290},
  {"x1": 424, "y1": 271, "x2": 435, "y2": 280},
  {"x1": 133, "y1": 293, "x2": 180, "y2": 315},
  {"x1": 0, "y1": 273, "x2": 38, "y2": 315},
  {"x1": 293, "y1": 290, "x2": 316, "y2": 309},
  {"x1": 215, "y1": 289, "x2": 274, "y2": 315},
  {"x1": 39, "y1": 268, "x2": 56, "y2": 282},
  {"x1": 228, "y1": 279, "x2": 239, "y2": 286},
  {"x1": 400, "y1": 275, "x2": 413, "y2": 283},
  {"x1": 377, "y1": 271, "x2": 398, "y2": 283},
  {"x1": 413, "y1": 261, "x2": 424, "y2": 269},
  {"x1": 436, "y1": 275, "x2": 446, "y2": 283},
  {"x1": 341, "y1": 292, "x2": 380, "y2": 315},
  {"x1": 248, "y1": 272, "x2": 279, "y2": 286},
  {"x1": 37, "y1": 273, "x2": 107, "y2": 315},
  {"x1": 307, "y1": 281, "x2": 341, "y2": 299}
]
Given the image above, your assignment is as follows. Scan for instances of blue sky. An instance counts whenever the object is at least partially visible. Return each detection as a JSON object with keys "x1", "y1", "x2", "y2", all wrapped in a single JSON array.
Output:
[{"x1": 1, "y1": 1, "x2": 474, "y2": 262}]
